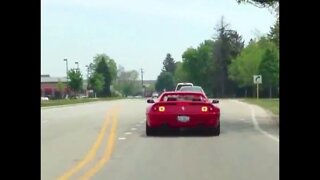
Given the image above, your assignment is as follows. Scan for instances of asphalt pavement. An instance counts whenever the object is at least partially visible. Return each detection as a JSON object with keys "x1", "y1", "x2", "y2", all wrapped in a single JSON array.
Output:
[{"x1": 41, "y1": 98, "x2": 279, "y2": 180}]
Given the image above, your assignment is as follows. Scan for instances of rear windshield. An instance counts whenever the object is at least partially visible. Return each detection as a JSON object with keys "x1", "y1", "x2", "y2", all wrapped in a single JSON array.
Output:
[
  {"x1": 176, "y1": 84, "x2": 192, "y2": 90},
  {"x1": 180, "y1": 87, "x2": 202, "y2": 92},
  {"x1": 161, "y1": 94, "x2": 206, "y2": 102}
]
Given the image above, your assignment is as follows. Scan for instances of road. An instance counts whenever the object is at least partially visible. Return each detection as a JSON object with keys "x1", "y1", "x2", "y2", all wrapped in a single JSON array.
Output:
[{"x1": 41, "y1": 99, "x2": 279, "y2": 180}]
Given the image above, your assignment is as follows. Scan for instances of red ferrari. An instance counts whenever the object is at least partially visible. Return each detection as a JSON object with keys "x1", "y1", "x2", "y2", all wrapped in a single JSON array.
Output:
[{"x1": 145, "y1": 91, "x2": 220, "y2": 136}]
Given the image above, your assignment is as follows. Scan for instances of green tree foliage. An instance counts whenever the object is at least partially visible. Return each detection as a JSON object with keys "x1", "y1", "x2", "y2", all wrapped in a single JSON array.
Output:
[
  {"x1": 95, "y1": 57, "x2": 112, "y2": 97},
  {"x1": 91, "y1": 54, "x2": 117, "y2": 80},
  {"x1": 180, "y1": 40, "x2": 216, "y2": 96},
  {"x1": 89, "y1": 73, "x2": 105, "y2": 93},
  {"x1": 155, "y1": 72, "x2": 175, "y2": 92},
  {"x1": 174, "y1": 61, "x2": 189, "y2": 83},
  {"x1": 68, "y1": 69, "x2": 83, "y2": 94},
  {"x1": 236, "y1": 0, "x2": 279, "y2": 18},
  {"x1": 86, "y1": 54, "x2": 118, "y2": 97},
  {"x1": 268, "y1": 17, "x2": 279, "y2": 48},
  {"x1": 228, "y1": 41, "x2": 263, "y2": 87},
  {"x1": 259, "y1": 47, "x2": 279, "y2": 98},
  {"x1": 228, "y1": 37, "x2": 278, "y2": 97},
  {"x1": 212, "y1": 17, "x2": 244, "y2": 97},
  {"x1": 162, "y1": 53, "x2": 176, "y2": 74},
  {"x1": 113, "y1": 68, "x2": 140, "y2": 97},
  {"x1": 236, "y1": 0, "x2": 278, "y2": 7}
]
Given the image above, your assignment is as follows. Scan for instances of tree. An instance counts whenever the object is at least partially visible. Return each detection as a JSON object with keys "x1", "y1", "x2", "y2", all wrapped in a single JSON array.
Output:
[
  {"x1": 162, "y1": 53, "x2": 176, "y2": 74},
  {"x1": 212, "y1": 16, "x2": 244, "y2": 97},
  {"x1": 113, "y1": 69, "x2": 140, "y2": 97},
  {"x1": 228, "y1": 41, "x2": 263, "y2": 88},
  {"x1": 181, "y1": 47, "x2": 198, "y2": 82},
  {"x1": 155, "y1": 72, "x2": 175, "y2": 92},
  {"x1": 236, "y1": 0, "x2": 279, "y2": 8},
  {"x1": 180, "y1": 40, "x2": 217, "y2": 96},
  {"x1": 91, "y1": 54, "x2": 117, "y2": 81},
  {"x1": 56, "y1": 79, "x2": 65, "y2": 98},
  {"x1": 236, "y1": 0, "x2": 279, "y2": 17},
  {"x1": 174, "y1": 61, "x2": 188, "y2": 83},
  {"x1": 89, "y1": 73, "x2": 105, "y2": 93},
  {"x1": 268, "y1": 17, "x2": 279, "y2": 48},
  {"x1": 259, "y1": 47, "x2": 279, "y2": 98},
  {"x1": 68, "y1": 69, "x2": 83, "y2": 95},
  {"x1": 95, "y1": 57, "x2": 112, "y2": 97},
  {"x1": 228, "y1": 37, "x2": 277, "y2": 97},
  {"x1": 145, "y1": 83, "x2": 156, "y2": 93}
]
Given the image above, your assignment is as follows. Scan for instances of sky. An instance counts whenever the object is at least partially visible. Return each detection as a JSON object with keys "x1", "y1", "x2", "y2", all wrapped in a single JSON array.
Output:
[{"x1": 41, "y1": 0, "x2": 276, "y2": 80}]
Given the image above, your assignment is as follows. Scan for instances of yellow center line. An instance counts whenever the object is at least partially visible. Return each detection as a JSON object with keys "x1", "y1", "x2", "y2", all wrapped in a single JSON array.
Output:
[
  {"x1": 57, "y1": 106, "x2": 117, "y2": 180},
  {"x1": 79, "y1": 107, "x2": 121, "y2": 180}
]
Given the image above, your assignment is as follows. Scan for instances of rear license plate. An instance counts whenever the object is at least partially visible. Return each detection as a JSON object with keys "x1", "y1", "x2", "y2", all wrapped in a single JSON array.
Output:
[{"x1": 177, "y1": 116, "x2": 190, "y2": 122}]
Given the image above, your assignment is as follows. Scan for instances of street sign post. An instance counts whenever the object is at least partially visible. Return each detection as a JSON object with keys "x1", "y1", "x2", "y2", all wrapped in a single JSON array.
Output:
[{"x1": 253, "y1": 75, "x2": 262, "y2": 99}]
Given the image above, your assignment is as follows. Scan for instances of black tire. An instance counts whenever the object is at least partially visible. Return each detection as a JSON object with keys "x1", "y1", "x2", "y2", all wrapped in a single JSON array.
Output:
[
  {"x1": 208, "y1": 123, "x2": 220, "y2": 136},
  {"x1": 146, "y1": 122, "x2": 156, "y2": 136}
]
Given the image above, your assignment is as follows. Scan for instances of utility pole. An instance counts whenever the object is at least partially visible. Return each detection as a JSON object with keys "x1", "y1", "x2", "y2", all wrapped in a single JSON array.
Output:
[
  {"x1": 75, "y1": 62, "x2": 79, "y2": 70},
  {"x1": 85, "y1": 65, "x2": 89, "y2": 80},
  {"x1": 64, "y1": 59, "x2": 69, "y2": 98},
  {"x1": 64, "y1": 59, "x2": 69, "y2": 82},
  {"x1": 141, "y1": 68, "x2": 144, "y2": 97},
  {"x1": 85, "y1": 65, "x2": 89, "y2": 97}
]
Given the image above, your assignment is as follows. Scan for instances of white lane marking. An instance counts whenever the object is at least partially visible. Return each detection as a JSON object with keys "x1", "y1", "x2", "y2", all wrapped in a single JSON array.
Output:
[
  {"x1": 131, "y1": 128, "x2": 137, "y2": 131},
  {"x1": 240, "y1": 118, "x2": 245, "y2": 121},
  {"x1": 232, "y1": 100, "x2": 279, "y2": 142},
  {"x1": 125, "y1": 132, "x2": 132, "y2": 135},
  {"x1": 118, "y1": 137, "x2": 126, "y2": 140},
  {"x1": 248, "y1": 105, "x2": 279, "y2": 142}
]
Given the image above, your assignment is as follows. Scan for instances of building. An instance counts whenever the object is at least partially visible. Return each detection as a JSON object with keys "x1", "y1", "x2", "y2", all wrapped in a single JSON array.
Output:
[{"x1": 41, "y1": 74, "x2": 87, "y2": 99}]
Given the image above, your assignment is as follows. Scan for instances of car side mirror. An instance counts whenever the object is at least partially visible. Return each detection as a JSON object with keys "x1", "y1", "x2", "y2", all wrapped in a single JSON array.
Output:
[
  {"x1": 212, "y1": 99, "x2": 219, "y2": 104},
  {"x1": 147, "y1": 99, "x2": 155, "y2": 103}
]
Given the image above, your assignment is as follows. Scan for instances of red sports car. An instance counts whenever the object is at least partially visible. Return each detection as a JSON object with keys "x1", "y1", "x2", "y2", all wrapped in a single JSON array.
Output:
[{"x1": 145, "y1": 91, "x2": 220, "y2": 136}]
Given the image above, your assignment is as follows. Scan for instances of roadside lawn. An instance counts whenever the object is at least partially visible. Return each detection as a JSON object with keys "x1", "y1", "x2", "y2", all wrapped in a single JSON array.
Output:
[{"x1": 242, "y1": 98, "x2": 279, "y2": 115}]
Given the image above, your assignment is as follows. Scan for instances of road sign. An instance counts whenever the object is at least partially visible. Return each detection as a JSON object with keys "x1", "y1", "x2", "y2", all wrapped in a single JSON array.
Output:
[
  {"x1": 253, "y1": 75, "x2": 262, "y2": 84},
  {"x1": 253, "y1": 75, "x2": 262, "y2": 99}
]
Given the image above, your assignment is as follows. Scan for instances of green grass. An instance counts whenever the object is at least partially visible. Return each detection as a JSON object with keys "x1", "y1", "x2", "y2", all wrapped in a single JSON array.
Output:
[
  {"x1": 41, "y1": 97, "x2": 124, "y2": 107},
  {"x1": 242, "y1": 98, "x2": 279, "y2": 115}
]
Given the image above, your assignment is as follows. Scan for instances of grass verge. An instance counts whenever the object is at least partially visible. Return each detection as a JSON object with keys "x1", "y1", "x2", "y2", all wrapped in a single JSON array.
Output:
[{"x1": 242, "y1": 98, "x2": 279, "y2": 115}]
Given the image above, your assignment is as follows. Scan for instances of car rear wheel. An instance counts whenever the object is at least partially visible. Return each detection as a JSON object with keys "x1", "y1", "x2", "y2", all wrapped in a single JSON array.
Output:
[
  {"x1": 146, "y1": 122, "x2": 157, "y2": 136},
  {"x1": 208, "y1": 123, "x2": 220, "y2": 136}
]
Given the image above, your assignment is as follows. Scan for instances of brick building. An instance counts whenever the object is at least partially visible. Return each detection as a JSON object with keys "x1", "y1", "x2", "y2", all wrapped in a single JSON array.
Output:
[{"x1": 41, "y1": 74, "x2": 87, "y2": 99}]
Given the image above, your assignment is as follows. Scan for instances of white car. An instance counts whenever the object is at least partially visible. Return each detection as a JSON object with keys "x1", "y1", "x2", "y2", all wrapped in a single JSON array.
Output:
[
  {"x1": 152, "y1": 92, "x2": 159, "y2": 98},
  {"x1": 41, "y1": 97, "x2": 49, "y2": 101},
  {"x1": 175, "y1": 82, "x2": 193, "y2": 91}
]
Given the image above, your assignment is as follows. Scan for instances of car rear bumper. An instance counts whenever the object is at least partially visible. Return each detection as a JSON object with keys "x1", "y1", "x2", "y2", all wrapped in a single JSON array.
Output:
[{"x1": 147, "y1": 113, "x2": 219, "y2": 128}]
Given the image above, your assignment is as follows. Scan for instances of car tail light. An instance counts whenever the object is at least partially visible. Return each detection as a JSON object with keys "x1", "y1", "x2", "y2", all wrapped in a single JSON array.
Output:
[
  {"x1": 153, "y1": 105, "x2": 165, "y2": 112},
  {"x1": 201, "y1": 106, "x2": 208, "y2": 112},
  {"x1": 159, "y1": 106, "x2": 165, "y2": 112}
]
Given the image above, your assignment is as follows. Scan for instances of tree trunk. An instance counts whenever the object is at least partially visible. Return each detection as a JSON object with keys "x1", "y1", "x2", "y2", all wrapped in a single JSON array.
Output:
[
  {"x1": 252, "y1": 85, "x2": 256, "y2": 98},
  {"x1": 269, "y1": 86, "x2": 272, "y2": 98}
]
